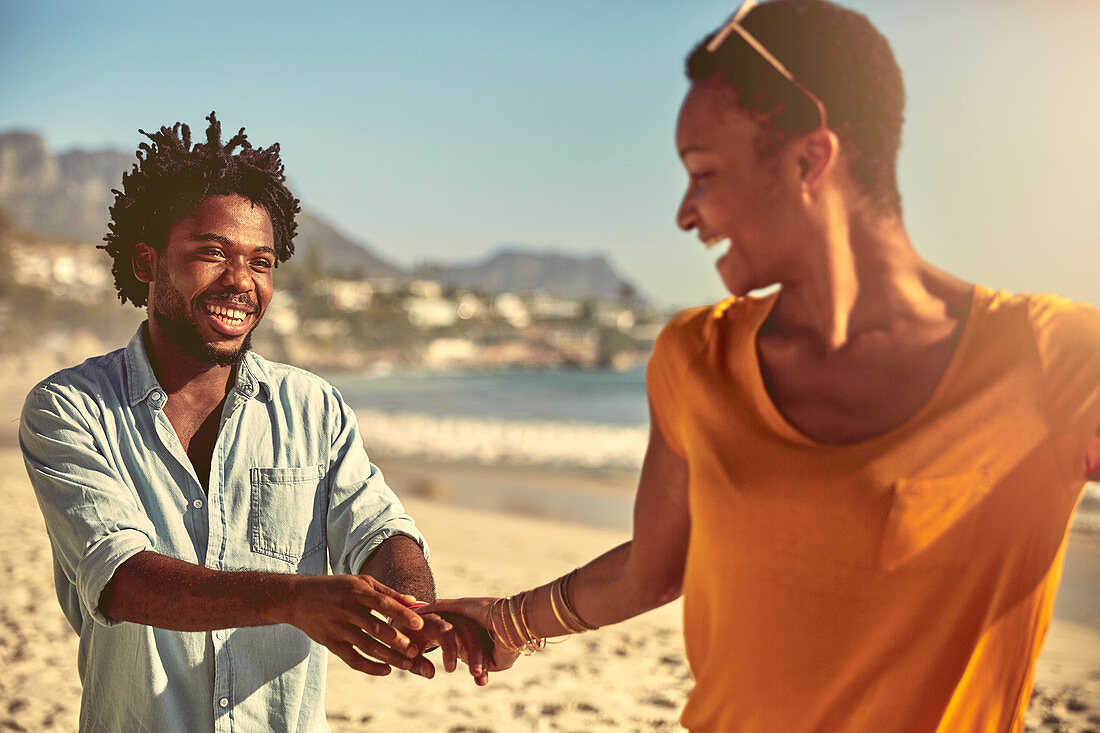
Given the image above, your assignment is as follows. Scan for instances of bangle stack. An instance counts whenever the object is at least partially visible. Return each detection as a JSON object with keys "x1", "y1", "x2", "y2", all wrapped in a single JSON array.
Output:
[
  {"x1": 550, "y1": 568, "x2": 599, "y2": 634},
  {"x1": 490, "y1": 592, "x2": 545, "y2": 655},
  {"x1": 489, "y1": 568, "x2": 599, "y2": 654}
]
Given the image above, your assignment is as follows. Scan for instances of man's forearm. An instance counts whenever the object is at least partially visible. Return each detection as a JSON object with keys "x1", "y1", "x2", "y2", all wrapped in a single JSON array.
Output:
[
  {"x1": 102, "y1": 548, "x2": 433, "y2": 677},
  {"x1": 361, "y1": 534, "x2": 435, "y2": 603},
  {"x1": 100, "y1": 551, "x2": 302, "y2": 630}
]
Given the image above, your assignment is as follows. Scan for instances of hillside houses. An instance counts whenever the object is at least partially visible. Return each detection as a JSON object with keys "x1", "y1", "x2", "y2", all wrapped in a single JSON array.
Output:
[{"x1": 3, "y1": 237, "x2": 666, "y2": 373}]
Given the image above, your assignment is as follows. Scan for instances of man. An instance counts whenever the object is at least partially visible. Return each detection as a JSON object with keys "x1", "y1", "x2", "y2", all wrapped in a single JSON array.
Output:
[
  {"x1": 20, "y1": 113, "x2": 489, "y2": 732},
  {"x1": 427, "y1": 1, "x2": 1100, "y2": 730}
]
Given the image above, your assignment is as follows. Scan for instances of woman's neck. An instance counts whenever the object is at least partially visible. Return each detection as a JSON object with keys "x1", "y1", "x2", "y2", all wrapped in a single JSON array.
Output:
[{"x1": 764, "y1": 210, "x2": 966, "y2": 352}]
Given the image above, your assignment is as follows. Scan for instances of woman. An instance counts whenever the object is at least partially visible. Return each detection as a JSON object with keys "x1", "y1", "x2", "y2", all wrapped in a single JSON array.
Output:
[{"x1": 427, "y1": 1, "x2": 1100, "y2": 729}]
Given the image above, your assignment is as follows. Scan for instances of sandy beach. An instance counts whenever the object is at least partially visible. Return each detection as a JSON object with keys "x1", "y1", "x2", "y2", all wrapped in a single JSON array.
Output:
[{"x1": 1, "y1": 361, "x2": 1098, "y2": 732}]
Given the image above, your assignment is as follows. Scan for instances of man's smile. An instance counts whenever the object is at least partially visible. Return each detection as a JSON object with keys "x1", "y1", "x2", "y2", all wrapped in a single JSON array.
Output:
[{"x1": 202, "y1": 301, "x2": 257, "y2": 336}]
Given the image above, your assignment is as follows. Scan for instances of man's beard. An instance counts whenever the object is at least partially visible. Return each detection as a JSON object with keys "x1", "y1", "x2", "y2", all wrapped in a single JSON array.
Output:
[{"x1": 151, "y1": 270, "x2": 256, "y2": 367}]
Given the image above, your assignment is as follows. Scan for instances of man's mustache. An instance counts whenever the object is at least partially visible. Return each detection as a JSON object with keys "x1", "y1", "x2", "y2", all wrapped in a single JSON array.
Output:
[{"x1": 199, "y1": 292, "x2": 258, "y2": 313}]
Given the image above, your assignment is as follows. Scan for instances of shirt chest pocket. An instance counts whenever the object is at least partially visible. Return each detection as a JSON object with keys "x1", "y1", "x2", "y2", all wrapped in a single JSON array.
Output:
[
  {"x1": 249, "y1": 465, "x2": 327, "y2": 566},
  {"x1": 878, "y1": 470, "x2": 993, "y2": 572}
]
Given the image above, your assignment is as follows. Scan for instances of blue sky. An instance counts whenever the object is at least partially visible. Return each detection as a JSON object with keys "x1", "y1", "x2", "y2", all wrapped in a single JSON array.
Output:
[{"x1": 2, "y1": 1, "x2": 1098, "y2": 307}]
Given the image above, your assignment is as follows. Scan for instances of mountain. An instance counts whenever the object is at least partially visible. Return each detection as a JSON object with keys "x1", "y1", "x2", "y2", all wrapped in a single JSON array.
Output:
[
  {"x1": 422, "y1": 247, "x2": 645, "y2": 302},
  {"x1": 0, "y1": 131, "x2": 405, "y2": 278},
  {"x1": 0, "y1": 132, "x2": 643, "y2": 300},
  {"x1": 294, "y1": 211, "x2": 404, "y2": 278},
  {"x1": 0, "y1": 131, "x2": 131, "y2": 242}
]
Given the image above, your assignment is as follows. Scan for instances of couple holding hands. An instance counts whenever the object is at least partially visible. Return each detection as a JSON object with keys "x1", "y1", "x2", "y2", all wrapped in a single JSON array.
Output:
[{"x1": 20, "y1": 1, "x2": 1100, "y2": 731}]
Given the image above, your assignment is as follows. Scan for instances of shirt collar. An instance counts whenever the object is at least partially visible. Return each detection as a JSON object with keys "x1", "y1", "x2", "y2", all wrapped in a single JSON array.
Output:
[
  {"x1": 236, "y1": 351, "x2": 273, "y2": 401},
  {"x1": 124, "y1": 324, "x2": 162, "y2": 408},
  {"x1": 123, "y1": 322, "x2": 272, "y2": 407}
]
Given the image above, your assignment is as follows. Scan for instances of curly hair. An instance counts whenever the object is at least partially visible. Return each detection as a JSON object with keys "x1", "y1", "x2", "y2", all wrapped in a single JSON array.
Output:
[
  {"x1": 686, "y1": 0, "x2": 905, "y2": 217},
  {"x1": 100, "y1": 112, "x2": 300, "y2": 307}
]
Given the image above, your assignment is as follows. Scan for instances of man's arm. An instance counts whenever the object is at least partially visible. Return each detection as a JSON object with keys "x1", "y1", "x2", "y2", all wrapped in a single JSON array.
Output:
[
  {"x1": 361, "y1": 533, "x2": 435, "y2": 602},
  {"x1": 21, "y1": 383, "x2": 430, "y2": 678},
  {"x1": 101, "y1": 551, "x2": 426, "y2": 676}
]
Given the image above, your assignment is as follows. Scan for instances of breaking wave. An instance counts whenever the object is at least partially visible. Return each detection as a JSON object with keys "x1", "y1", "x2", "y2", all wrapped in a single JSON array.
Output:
[{"x1": 357, "y1": 410, "x2": 648, "y2": 471}]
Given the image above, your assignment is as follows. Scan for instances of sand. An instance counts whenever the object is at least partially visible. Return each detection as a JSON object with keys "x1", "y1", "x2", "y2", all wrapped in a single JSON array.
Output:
[{"x1": 1, "y1": 368, "x2": 1098, "y2": 732}]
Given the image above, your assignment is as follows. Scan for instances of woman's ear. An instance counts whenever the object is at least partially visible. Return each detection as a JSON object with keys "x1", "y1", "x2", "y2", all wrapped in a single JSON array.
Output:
[
  {"x1": 797, "y1": 127, "x2": 841, "y2": 193},
  {"x1": 133, "y1": 242, "x2": 156, "y2": 284}
]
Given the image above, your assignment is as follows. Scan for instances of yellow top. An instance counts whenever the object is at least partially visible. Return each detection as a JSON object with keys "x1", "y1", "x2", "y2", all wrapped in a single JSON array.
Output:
[{"x1": 646, "y1": 286, "x2": 1100, "y2": 732}]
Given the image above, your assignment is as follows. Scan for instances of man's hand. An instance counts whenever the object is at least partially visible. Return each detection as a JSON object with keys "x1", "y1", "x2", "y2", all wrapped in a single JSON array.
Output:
[
  {"x1": 288, "y1": 573, "x2": 427, "y2": 676},
  {"x1": 354, "y1": 534, "x2": 513, "y2": 683}
]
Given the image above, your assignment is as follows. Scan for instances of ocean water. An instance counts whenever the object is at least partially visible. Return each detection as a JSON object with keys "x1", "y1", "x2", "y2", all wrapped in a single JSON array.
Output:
[
  {"x1": 330, "y1": 367, "x2": 1100, "y2": 530},
  {"x1": 333, "y1": 368, "x2": 651, "y2": 472},
  {"x1": 335, "y1": 367, "x2": 649, "y2": 426}
]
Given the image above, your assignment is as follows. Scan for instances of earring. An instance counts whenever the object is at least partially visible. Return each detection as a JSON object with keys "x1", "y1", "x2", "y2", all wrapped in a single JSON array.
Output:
[{"x1": 801, "y1": 181, "x2": 809, "y2": 195}]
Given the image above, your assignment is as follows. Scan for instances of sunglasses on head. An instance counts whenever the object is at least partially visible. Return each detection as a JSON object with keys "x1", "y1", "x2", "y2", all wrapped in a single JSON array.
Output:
[{"x1": 706, "y1": 0, "x2": 829, "y2": 130}]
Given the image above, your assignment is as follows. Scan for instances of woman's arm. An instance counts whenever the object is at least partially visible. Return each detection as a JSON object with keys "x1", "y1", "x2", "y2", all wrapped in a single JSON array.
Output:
[
  {"x1": 426, "y1": 400, "x2": 690, "y2": 643},
  {"x1": 531, "y1": 403, "x2": 690, "y2": 631}
]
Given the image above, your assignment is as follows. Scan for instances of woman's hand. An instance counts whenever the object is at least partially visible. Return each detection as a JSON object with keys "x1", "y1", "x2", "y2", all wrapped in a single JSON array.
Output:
[
  {"x1": 422, "y1": 597, "x2": 521, "y2": 676},
  {"x1": 393, "y1": 610, "x2": 495, "y2": 684}
]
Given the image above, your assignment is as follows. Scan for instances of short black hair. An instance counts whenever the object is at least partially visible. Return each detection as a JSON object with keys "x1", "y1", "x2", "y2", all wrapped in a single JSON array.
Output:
[
  {"x1": 687, "y1": 0, "x2": 905, "y2": 217},
  {"x1": 101, "y1": 112, "x2": 300, "y2": 307}
]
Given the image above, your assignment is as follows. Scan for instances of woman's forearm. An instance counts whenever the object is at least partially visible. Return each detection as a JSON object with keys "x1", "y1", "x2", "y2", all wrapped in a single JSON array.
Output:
[{"x1": 519, "y1": 540, "x2": 681, "y2": 640}]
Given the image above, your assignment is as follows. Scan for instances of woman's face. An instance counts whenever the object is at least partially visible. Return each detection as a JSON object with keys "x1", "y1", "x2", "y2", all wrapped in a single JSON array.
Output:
[{"x1": 675, "y1": 79, "x2": 807, "y2": 297}]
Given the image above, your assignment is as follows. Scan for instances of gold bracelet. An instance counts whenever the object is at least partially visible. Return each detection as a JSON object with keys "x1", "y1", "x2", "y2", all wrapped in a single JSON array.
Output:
[
  {"x1": 492, "y1": 597, "x2": 523, "y2": 652},
  {"x1": 506, "y1": 595, "x2": 525, "y2": 647},
  {"x1": 549, "y1": 576, "x2": 586, "y2": 635},
  {"x1": 547, "y1": 577, "x2": 571, "y2": 633},
  {"x1": 509, "y1": 593, "x2": 540, "y2": 655},
  {"x1": 488, "y1": 598, "x2": 508, "y2": 651},
  {"x1": 503, "y1": 596, "x2": 526, "y2": 652},
  {"x1": 517, "y1": 591, "x2": 546, "y2": 654},
  {"x1": 561, "y1": 568, "x2": 599, "y2": 632}
]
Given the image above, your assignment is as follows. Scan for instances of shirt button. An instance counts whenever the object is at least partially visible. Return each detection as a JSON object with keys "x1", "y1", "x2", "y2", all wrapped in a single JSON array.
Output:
[
  {"x1": 192, "y1": 499, "x2": 203, "y2": 509},
  {"x1": 219, "y1": 698, "x2": 229, "y2": 708},
  {"x1": 151, "y1": 390, "x2": 164, "y2": 404}
]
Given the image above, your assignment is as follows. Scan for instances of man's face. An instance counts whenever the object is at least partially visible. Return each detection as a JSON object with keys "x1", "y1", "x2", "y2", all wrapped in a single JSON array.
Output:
[{"x1": 141, "y1": 195, "x2": 276, "y2": 367}]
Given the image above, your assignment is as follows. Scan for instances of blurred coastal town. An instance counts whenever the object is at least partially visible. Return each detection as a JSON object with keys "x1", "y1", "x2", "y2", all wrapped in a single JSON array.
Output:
[
  {"x1": 0, "y1": 226, "x2": 666, "y2": 373},
  {"x1": 0, "y1": 131, "x2": 670, "y2": 374}
]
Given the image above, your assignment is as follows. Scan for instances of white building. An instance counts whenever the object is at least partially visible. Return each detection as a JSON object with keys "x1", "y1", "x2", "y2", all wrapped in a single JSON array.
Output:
[{"x1": 404, "y1": 296, "x2": 458, "y2": 329}]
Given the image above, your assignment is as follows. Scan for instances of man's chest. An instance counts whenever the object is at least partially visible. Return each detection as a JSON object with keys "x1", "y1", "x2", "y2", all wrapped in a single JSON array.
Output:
[
  {"x1": 109, "y1": 398, "x2": 333, "y2": 573},
  {"x1": 162, "y1": 402, "x2": 223, "y2": 492}
]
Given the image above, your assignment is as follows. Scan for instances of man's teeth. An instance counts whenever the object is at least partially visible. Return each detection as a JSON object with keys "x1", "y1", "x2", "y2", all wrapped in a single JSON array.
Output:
[
  {"x1": 705, "y1": 237, "x2": 730, "y2": 250},
  {"x1": 206, "y1": 304, "x2": 247, "y2": 322}
]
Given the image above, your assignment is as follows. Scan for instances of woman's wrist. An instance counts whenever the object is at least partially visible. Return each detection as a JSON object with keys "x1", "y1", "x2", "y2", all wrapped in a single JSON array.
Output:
[{"x1": 490, "y1": 593, "x2": 545, "y2": 655}]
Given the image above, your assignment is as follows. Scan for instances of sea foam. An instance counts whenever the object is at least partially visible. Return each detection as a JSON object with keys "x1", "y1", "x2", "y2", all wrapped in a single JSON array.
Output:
[{"x1": 357, "y1": 409, "x2": 648, "y2": 471}]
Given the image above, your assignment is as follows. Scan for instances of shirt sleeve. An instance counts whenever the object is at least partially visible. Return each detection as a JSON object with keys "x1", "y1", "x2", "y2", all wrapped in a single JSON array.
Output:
[
  {"x1": 1030, "y1": 295, "x2": 1100, "y2": 477},
  {"x1": 323, "y1": 387, "x2": 428, "y2": 575},
  {"x1": 646, "y1": 313, "x2": 692, "y2": 458},
  {"x1": 19, "y1": 384, "x2": 156, "y2": 628}
]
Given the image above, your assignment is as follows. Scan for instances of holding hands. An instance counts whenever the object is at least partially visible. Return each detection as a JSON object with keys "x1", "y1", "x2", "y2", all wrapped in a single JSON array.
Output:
[
  {"x1": 292, "y1": 573, "x2": 515, "y2": 685},
  {"x1": 288, "y1": 573, "x2": 430, "y2": 677},
  {"x1": 424, "y1": 596, "x2": 539, "y2": 658}
]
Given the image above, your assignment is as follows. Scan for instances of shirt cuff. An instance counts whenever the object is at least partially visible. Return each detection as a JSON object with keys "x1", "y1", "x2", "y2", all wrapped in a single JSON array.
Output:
[
  {"x1": 76, "y1": 528, "x2": 154, "y2": 627},
  {"x1": 346, "y1": 517, "x2": 430, "y2": 576}
]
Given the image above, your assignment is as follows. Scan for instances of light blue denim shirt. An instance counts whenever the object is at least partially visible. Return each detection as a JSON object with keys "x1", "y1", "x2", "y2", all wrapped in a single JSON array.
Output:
[{"x1": 20, "y1": 325, "x2": 427, "y2": 733}]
